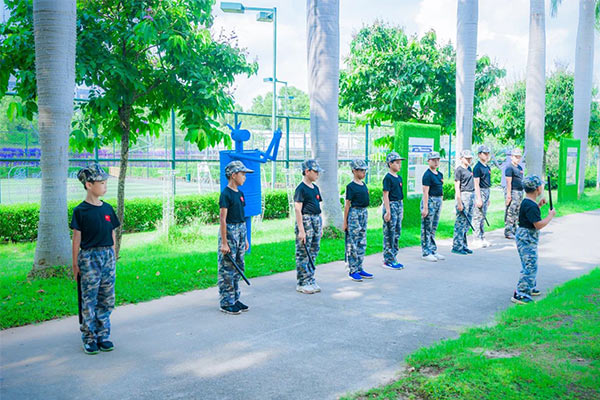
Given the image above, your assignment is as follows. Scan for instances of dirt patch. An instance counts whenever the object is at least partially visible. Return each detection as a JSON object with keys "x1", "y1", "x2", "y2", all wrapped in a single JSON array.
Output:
[
  {"x1": 468, "y1": 347, "x2": 521, "y2": 359},
  {"x1": 570, "y1": 357, "x2": 592, "y2": 366}
]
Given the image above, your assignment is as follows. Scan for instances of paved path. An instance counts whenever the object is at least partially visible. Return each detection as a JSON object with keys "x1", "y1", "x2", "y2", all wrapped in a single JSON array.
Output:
[{"x1": 1, "y1": 210, "x2": 599, "y2": 400}]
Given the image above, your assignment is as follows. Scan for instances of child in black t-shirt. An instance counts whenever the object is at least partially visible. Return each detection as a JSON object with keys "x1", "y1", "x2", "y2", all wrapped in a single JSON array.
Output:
[
  {"x1": 70, "y1": 164, "x2": 120, "y2": 355},
  {"x1": 343, "y1": 159, "x2": 373, "y2": 281},
  {"x1": 420, "y1": 152, "x2": 445, "y2": 262},
  {"x1": 504, "y1": 148, "x2": 525, "y2": 239},
  {"x1": 294, "y1": 159, "x2": 323, "y2": 294},
  {"x1": 218, "y1": 160, "x2": 254, "y2": 315},
  {"x1": 511, "y1": 175, "x2": 556, "y2": 305},
  {"x1": 382, "y1": 151, "x2": 406, "y2": 270}
]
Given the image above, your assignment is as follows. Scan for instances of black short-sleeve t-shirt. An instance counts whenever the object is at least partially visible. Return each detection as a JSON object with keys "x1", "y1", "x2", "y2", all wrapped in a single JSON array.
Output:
[
  {"x1": 70, "y1": 201, "x2": 120, "y2": 249},
  {"x1": 219, "y1": 186, "x2": 246, "y2": 224},
  {"x1": 383, "y1": 173, "x2": 404, "y2": 201},
  {"x1": 294, "y1": 181, "x2": 322, "y2": 215},
  {"x1": 505, "y1": 164, "x2": 524, "y2": 191},
  {"x1": 422, "y1": 169, "x2": 444, "y2": 197},
  {"x1": 454, "y1": 166, "x2": 474, "y2": 192},
  {"x1": 473, "y1": 161, "x2": 491, "y2": 189},
  {"x1": 345, "y1": 181, "x2": 370, "y2": 207},
  {"x1": 519, "y1": 198, "x2": 541, "y2": 229}
]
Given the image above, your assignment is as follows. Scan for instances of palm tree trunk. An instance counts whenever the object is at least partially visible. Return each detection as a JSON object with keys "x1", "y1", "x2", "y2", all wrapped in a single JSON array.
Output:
[
  {"x1": 572, "y1": 0, "x2": 596, "y2": 196},
  {"x1": 31, "y1": 0, "x2": 76, "y2": 277},
  {"x1": 115, "y1": 105, "x2": 131, "y2": 256},
  {"x1": 307, "y1": 0, "x2": 342, "y2": 229},
  {"x1": 525, "y1": 0, "x2": 546, "y2": 177},
  {"x1": 456, "y1": 0, "x2": 478, "y2": 154}
]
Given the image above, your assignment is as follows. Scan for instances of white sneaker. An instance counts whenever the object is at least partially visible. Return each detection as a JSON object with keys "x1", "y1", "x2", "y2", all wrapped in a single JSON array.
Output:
[
  {"x1": 482, "y1": 239, "x2": 492, "y2": 248},
  {"x1": 296, "y1": 284, "x2": 315, "y2": 294},
  {"x1": 471, "y1": 239, "x2": 484, "y2": 249},
  {"x1": 433, "y1": 253, "x2": 446, "y2": 260},
  {"x1": 421, "y1": 254, "x2": 437, "y2": 262},
  {"x1": 311, "y1": 282, "x2": 321, "y2": 292}
]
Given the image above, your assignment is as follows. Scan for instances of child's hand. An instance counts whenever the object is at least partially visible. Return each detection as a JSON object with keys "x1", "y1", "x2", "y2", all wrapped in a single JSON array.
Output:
[
  {"x1": 342, "y1": 222, "x2": 348, "y2": 232},
  {"x1": 505, "y1": 195, "x2": 512, "y2": 206},
  {"x1": 384, "y1": 212, "x2": 391, "y2": 223},
  {"x1": 549, "y1": 209, "x2": 556, "y2": 218},
  {"x1": 245, "y1": 240, "x2": 249, "y2": 251},
  {"x1": 421, "y1": 208, "x2": 428, "y2": 218},
  {"x1": 538, "y1": 198, "x2": 547, "y2": 207},
  {"x1": 72, "y1": 264, "x2": 79, "y2": 280},
  {"x1": 476, "y1": 199, "x2": 483, "y2": 208},
  {"x1": 297, "y1": 231, "x2": 306, "y2": 243},
  {"x1": 457, "y1": 202, "x2": 464, "y2": 212},
  {"x1": 220, "y1": 242, "x2": 231, "y2": 254}
]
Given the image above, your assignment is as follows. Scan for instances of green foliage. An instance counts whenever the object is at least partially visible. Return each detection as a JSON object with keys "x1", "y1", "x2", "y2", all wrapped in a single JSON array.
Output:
[
  {"x1": 0, "y1": 190, "x2": 290, "y2": 242},
  {"x1": 496, "y1": 69, "x2": 600, "y2": 145},
  {"x1": 443, "y1": 181, "x2": 455, "y2": 200},
  {"x1": 339, "y1": 21, "x2": 505, "y2": 140},
  {"x1": 248, "y1": 86, "x2": 310, "y2": 129}
]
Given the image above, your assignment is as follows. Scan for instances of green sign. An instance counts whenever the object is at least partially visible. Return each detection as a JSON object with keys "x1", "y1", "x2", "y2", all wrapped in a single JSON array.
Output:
[{"x1": 558, "y1": 138, "x2": 580, "y2": 202}]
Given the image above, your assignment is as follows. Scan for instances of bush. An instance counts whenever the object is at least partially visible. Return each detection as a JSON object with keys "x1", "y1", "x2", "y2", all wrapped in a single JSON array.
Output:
[
  {"x1": 443, "y1": 182, "x2": 455, "y2": 200},
  {"x1": 0, "y1": 189, "x2": 291, "y2": 242}
]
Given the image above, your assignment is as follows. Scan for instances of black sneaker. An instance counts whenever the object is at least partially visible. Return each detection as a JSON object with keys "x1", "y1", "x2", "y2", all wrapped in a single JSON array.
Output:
[
  {"x1": 464, "y1": 248, "x2": 473, "y2": 254},
  {"x1": 220, "y1": 304, "x2": 241, "y2": 315},
  {"x1": 505, "y1": 234, "x2": 515, "y2": 240},
  {"x1": 83, "y1": 342, "x2": 99, "y2": 355},
  {"x1": 97, "y1": 340, "x2": 114, "y2": 352},
  {"x1": 531, "y1": 288, "x2": 541, "y2": 296},
  {"x1": 511, "y1": 292, "x2": 533, "y2": 305},
  {"x1": 451, "y1": 248, "x2": 468, "y2": 255},
  {"x1": 235, "y1": 301, "x2": 249, "y2": 312}
]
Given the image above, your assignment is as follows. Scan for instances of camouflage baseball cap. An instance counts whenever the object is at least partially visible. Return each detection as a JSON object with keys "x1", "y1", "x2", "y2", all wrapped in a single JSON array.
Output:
[
  {"x1": 301, "y1": 159, "x2": 323, "y2": 173},
  {"x1": 427, "y1": 151, "x2": 441, "y2": 160},
  {"x1": 477, "y1": 145, "x2": 491, "y2": 154},
  {"x1": 523, "y1": 175, "x2": 543, "y2": 192},
  {"x1": 350, "y1": 159, "x2": 368, "y2": 170},
  {"x1": 386, "y1": 151, "x2": 405, "y2": 165},
  {"x1": 225, "y1": 160, "x2": 254, "y2": 178},
  {"x1": 77, "y1": 164, "x2": 109, "y2": 185},
  {"x1": 460, "y1": 149, "x2": 473, "y2": 158},
  {"x1": 511, "y1": 148, "x2": 523, "y2": 156}
]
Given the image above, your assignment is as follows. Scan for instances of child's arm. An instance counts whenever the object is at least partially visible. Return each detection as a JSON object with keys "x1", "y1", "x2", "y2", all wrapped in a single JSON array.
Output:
[
  {"x1": 295, "y1": 202, "x2": 306, "y2": 243},
  {"x1": 342, "y1": 199, "x2": 351, "y2": 231},
  {"x1": 454, "y1": 180, "x2": 463, "y2": 211},
  {"x1": 533, "y1": 208, "x2": 556, "y2": 230},
  {"x1": 505, "y1": 176, "x2": 513, "y2": 205},
  {"x1": 474, "y1": 177, "x2": 482, "y2": 207},
  {"x1": 219, "y1": 208, "x2": 230, "y2": 254},
  {"x1": 421, "y1": 186, "x2": 430, "y2": 218},
  {"x1": 383, "y1": 191, "x2": 391, "y2": 222},
  {"x1": 112, "y1": 230, "x2": 117, "y2": 259},
  {"x1": 72, "y1": 229, "x2": 81, "y2": 279}
]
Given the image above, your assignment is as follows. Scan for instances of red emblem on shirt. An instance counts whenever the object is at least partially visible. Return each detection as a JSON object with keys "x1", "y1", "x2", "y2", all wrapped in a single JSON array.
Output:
[
  {"x1": 240, "y1": 196, "x2": 245, "y2": 203},
  {"x1": 104, "y1": 215, "x2": 111, "y2": 222},
  {"x1": 316, "y1": 194, "x2": 321, "y2": 200}
]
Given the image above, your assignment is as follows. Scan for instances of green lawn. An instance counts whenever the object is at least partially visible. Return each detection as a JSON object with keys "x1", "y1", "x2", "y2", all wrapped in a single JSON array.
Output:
[
  {"x1": 1, "y1": 188, "x2": 599, "y2": 329},
  {"x1": 342, "y1": 267, "x2": 600, "y2": 400}
]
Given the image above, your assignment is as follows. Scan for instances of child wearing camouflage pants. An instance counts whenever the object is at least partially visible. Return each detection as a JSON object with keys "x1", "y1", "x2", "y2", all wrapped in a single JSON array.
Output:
[
  {"x1": 382, "y1": 151, "x2": 406, "y2": 270},
  {"x1": 472, "y1": 145, "x2": 492, "y2": 248},
  {"x1": 294, "y1": 159, "x2": 324, "y2": 294},
  {"x1": 511, "y1": 175, "x2": 555, "y2": 305},
  {"x1": 70, "y1": 164, "x2": 120, "y2": 355},
  {"x1": 452, "y1": 150, "x2": 475, "y2": 255},
  {"x1": 420, "y1": 152, "x2": 445, "y2": 262},
  {"x1": 504, "y1": 148, "x2": 524, "y2": 239},
  {"x1": 343, "y1": 159, "x2": 373, "y2": 281},
  {"x1": 218, "y1": 160, "x2": 254, "y2": 315}
]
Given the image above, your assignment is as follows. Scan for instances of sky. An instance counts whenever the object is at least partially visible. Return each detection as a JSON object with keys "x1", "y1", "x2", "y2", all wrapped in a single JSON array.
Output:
[{"x1": 212, "y1": 0, "x2": 600, "y2": 110}]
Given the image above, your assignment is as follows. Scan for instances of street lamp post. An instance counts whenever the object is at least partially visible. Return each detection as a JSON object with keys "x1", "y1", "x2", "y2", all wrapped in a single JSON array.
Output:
[{"x1": 221, "y1": 2, "x2": 278, "y2": 188}]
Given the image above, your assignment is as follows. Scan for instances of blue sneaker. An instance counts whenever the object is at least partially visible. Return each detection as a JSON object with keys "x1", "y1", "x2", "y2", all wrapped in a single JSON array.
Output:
[
  {"x1": 464, "y1": 248, "x2": 473, "y2": 254},
  {"x1": 382, "y1": 262, "x2": 404, "y2": 270},
  {"x1": 358, "y1": 271, "x2": 373, "y2": 279},
  {"x1": 451, "y1": 248, "x2": 468, "y2": 255},
  {"x1": 393, "y1": 262, "x2": 404, "y2": 269},
  {"x1": 349, "y1": 272, "x2": 363, "y2": 282},
  {"x1": 511, "y1": 292, "x2": 533, "y2": 304}
]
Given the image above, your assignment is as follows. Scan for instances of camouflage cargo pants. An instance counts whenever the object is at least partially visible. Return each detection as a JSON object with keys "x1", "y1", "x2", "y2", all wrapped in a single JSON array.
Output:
[
  {"x1": 347, "y1": 207, "x2": 368, "y2": 274},
  {"x1": 217, "y1": 222, "x2": 246, "y2": 307},
  {"x1": 515, "y1": 226, "x2": 539, "y2": 296},
  {"x1": 504, "y1": 189, "x2": 523, "y2": 237},
  {"x1": 473, "y1": 187, "x2": 490, "y2": 240},
  {"x1": 452, "y1": 191, "x2": 475, "y2": 251},
  {"x1": 78, "y1": 246, "x2": 116, "y2": 345},
  {"x1": 383, "y1": 200, "x2": 403, "y2": 264},
  {"x1": 421, "y1": 196, "x2": 442, "y2": 256},
  {"x1": 295, "y1": 214, "x2": 322, "y2": 285}
]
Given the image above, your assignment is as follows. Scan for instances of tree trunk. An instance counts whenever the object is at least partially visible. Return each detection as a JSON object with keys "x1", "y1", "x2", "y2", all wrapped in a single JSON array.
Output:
[
  {"x1": 115, "y1": 106, "x2": 131, "y2": 256},
  {"x1": 524, "y1": 0, "x2": 546, "y2": 177},
  {"x1": 307, "y1": 0, "x2": 342, "y2": 229},
  {"x1": 572, "y1": 0, "x2": 596, "y2": 196},
  {"x1": 31, "y1": 0, "x2": 76, "y2": 277},
  {"x1": 455, "y1": 0, "x2": 478, "y2": 154}
]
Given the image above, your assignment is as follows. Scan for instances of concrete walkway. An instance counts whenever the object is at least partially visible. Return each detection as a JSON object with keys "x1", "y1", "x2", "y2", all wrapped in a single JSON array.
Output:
[{"x1": 1, "y1": 210, "x2": 599, "y2": 400}]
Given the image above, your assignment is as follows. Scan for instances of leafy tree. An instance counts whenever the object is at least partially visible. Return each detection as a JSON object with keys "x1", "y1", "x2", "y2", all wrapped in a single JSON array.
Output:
[
  {"x1": 1, "y1": 0, "x2": 256, "y2": 252},
  {"x1": 339, "y1": 22, "x2": 505, "y2": 143}
]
